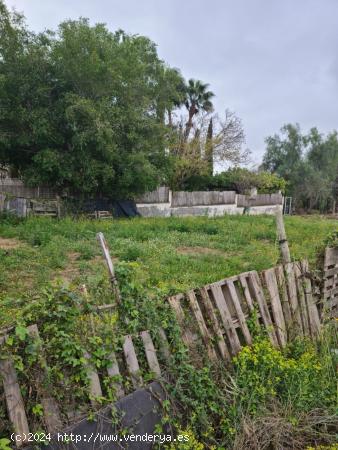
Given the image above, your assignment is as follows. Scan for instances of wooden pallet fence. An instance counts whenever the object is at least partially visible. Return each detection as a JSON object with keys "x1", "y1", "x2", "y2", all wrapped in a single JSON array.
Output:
[
  {"x1": 26, "y1": 325, "x2": 62, "y2": 433},
  {"x1": 167, "y1": 260, "x2": 321, "y2": 361},
  {"x1": 0, "y1": 335, "x2": 29, "y2": 447},
  {"x1": 323, "y1": 247, "x2": 338, "y2": 317},
  {"x1": 0, "y1": 326, "x2": 170, "y2": 444}
]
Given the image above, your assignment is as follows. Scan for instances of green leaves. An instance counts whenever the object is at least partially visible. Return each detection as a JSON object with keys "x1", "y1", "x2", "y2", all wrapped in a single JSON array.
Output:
[
  {"x1": 0, "y1": 438, "x2": 11, "y2": 450},
  {"x1": 0, "y1": 8, "x2": 182, "y2": 198},
  {"x1": 262, "y1": 123, "x2": 338, "y2": 211},
  {"x1": 15, "y1": 325, "x2": 27, "y2": 341}
]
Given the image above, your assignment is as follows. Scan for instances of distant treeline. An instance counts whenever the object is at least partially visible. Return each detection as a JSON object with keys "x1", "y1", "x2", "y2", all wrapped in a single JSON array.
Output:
[{"x1": 262, "y1": 124, "x2": 338, "y2": 212}]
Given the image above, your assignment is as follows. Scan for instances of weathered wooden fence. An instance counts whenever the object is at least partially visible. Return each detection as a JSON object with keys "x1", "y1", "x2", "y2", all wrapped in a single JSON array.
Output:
[
  {"x1": 168, "y1": 260, "x2": 321, "y2": 361},
  {"x1": 171, "y1": 191, "x2": 237, "y2": 207},
  {"x1": 0, "y1": 325, "x2": 170, "y2": 445},
  {"x1": 1, "y1": 250, "x2": 336, "y2": 445},
  {"x1": 0, "y1": 179, "x2": 56, "y2": 199},
  {"x1": 135, "y1": 186, "x2": 170, "y2": 204},
  {"x1": 136, "y1": 187, "x2": 283, "y2": 208},
  {"x1": 323, "y1": 247, "x2": 338, "y2": 317},
  {"x1": 237, "y1": 193, "x2": 283, "y2": 207}
]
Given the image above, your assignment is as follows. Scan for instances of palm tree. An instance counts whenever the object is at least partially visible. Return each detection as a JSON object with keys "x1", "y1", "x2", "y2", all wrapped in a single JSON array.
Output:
[{"x1": 184, "y1": 79, "x2": 214, "y2": 141}]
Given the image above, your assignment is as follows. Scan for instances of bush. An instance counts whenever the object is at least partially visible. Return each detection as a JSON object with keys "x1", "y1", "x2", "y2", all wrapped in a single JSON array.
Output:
[
  {"x1": 232, "y1": 336, "x2": 336, "y2": 415},
  {"x1": 180, "y1": 168, "x2": 286, "y2": 194}
]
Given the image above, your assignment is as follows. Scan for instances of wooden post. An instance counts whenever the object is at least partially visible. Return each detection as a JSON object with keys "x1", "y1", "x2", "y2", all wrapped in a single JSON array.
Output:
[
  {"x1": 275, "y1": 206, "x2": 291, "y2": 264},
  {"x1": 97, "y1": 232, "x2": 121, "y2": 304},
  {"x1": 27, "y1": 325, "x2": 62, "y2": 433},
  {"x1": 83, "y1": 351, "x2": 102, "y2": 407},
  {"x1": 0, "y1": 336, "x2": 30, "y2": 446}
]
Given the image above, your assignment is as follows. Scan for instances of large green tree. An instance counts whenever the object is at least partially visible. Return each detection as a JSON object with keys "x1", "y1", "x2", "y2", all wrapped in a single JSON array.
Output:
[
  {"x1": 0, "y1": 3, "x2": 185, "y2": 198},
  {"x1": 262, "y1": 124, "x2": 338, "y2": 211}
]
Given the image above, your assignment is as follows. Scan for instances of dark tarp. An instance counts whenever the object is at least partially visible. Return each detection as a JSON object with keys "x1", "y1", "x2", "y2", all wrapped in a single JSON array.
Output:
[
  {"x1": 112, "y1": 200, "x2": 140, "y2": 218},
  {"x1": 81, "y1": 199, "x2": 140, "y2": 218},
  {"x1": 31, "y1": 382, "x2": 168, "y2": 450}
]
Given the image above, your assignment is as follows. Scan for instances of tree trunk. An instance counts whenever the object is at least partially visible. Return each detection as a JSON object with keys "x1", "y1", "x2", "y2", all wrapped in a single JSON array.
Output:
[
  {"x1": 184, "y1": 105, "x2": 196, "y2": 142},
  {"x1": 168, "y1": 109, "x2": 173, "y2": 127},
  {"x1": 205, "y1": 117, "x2": 213, "y2": 175}
]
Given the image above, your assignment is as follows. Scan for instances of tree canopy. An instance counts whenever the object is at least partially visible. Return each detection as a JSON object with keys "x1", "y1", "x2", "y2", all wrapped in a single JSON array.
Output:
[
  {"x1": 0, "y1": 4, "x2": 185, "y2": 197},
  {"x1": 0, "y1": 1, "x2": 250, "y2": 197},
  {"x1": 262, "y1": 124, "x2": 338, "y2": 211}
]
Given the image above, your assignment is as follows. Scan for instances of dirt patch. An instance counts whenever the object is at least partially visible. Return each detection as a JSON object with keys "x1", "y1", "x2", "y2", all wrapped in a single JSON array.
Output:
[
  {"x1": 68, "y1": 252, "x2": 81, "y2": 262},
  {"x1": 55, "y1": 252, "x2": 81, "y2": 283},
  {"x1": 0, "y1": 237, "x2": 24, "y2": 250},
  {"x1": 177, "y1": 246, "x2": 227, "y2": 257},
  {"x1": 56, "y1": 253, "x2": 120, "y2": 284}
]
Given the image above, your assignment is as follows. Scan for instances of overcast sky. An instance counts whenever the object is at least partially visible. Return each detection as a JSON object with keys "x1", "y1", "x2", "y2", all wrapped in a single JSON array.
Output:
[{"x1": 5, "y1": 0, "x2": 338, "y2": 165}]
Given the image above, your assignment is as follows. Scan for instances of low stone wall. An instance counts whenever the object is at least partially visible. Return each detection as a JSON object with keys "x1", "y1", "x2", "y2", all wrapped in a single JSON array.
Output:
[
  {"x1": 137, "y1": 203, "x2": 282, "y2": 217},
  {"x1": 136, "y1": 188, "x2": 283, "y2": 217}
]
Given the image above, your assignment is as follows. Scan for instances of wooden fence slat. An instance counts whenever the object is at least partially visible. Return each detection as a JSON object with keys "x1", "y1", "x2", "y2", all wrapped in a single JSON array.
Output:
[
  {"x1": 210, "y1": 285, "x2": 241, "y2": 355},
  {"x1": 0, "y1": 348, "x2": 29, "y2": 447},
  {"x1": 324, "y1": 247, "x2": 338, "y2": 266},
  {"x1": 83, "y1": 351, "x2": 103, "y2": 406},
  {"x1": 238, "y1": 274, "x2": 261, "y2": 329},
  {"x1": 263, "y1": 269, "x2": 287, "y2": 347},
  {"x1": 167, "y1": 294, "x2": 185, "y2": 324},
  {"x1": 275, "y1": 265, "x2": 292, "y2": 336},
  {"x1": 107, "y1": 352, "x2": 125, "y2": 399},
  {"x1": 323, "y1": 248, "x2": 338, "y2": 318},
  {"x1": 301, "y1": 260, "x2": 321, "y2": 337},
  {"x1": 248, "y1": 272, "x2": 279, "y2": 347},
  {"x1": 122, "y1": 335, "x2": 143, "y2": 389},
  {"x1": 323, "y1": 267, "x2": 338, "y2": 278},
  {"x1": 293, "y1": 263, "x2": 311, "y2": 335},
  {"x1": 140, "y1": 331, "x2": 162, "y2": 377},
  {"x1": 200, "y1": 287, "x2": 231, "y2": 361},
  {"x1": 323, "y1": 286, "x2": 338, "y2": 299},
  {"x1": 158, "y1": 328, "x2": 171, "y2": 362},
  {"x1": 238, "y1": 274, "x2": 255, "y2": 312},
  {"x1": 285, "y1": 262, "x2": 304, "y2": 335},
  {"x1": 168, "y1": 295, "x2": 195, "y2": 347},
  {"x1": 226, "y1": 281, "x2": 252, "y2": 345},
  {"x1": 187, "y1": 290, "x2": 217, "y2": 361},
  {"x1": 27, "y1": 325, "x2": 62, "y2": 433}
]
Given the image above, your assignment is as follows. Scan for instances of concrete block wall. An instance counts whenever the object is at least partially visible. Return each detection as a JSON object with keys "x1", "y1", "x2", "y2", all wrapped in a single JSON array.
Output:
[{"x1": 136, "y1": 187, "x2": 283, "y2": 217}]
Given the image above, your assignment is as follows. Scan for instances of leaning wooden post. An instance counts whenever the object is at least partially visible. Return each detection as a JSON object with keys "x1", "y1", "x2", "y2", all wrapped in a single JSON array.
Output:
[
  {"x1": 275, "y1": 206, "x2": 291, "y2": 264},
  {"x1": 97, "y1": 232, "x2": 121, "y2": 304}
]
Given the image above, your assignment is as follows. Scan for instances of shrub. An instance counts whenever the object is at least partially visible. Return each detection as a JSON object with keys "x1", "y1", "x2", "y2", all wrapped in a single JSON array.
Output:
[{"x1": 181, "y1": 168, "x2": 286, "y2": 194}]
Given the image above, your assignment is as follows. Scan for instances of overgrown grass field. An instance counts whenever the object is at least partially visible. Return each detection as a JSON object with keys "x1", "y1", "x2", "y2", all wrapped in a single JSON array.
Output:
[
  {"x1": 0, "y1": 214, "x2": 337, "y2": 449},
  {"x1": 0, "y1": 214, "x2": 337, "y2": 328}
]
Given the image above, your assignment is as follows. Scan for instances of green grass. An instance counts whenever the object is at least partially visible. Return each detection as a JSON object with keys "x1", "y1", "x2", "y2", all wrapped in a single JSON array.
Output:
[
  {"x1": 0, "y1": 214, "x2": 337, "y2": 328},
  {"x1": 0, "y1": 213, "x2": 337, "y2": 448}
]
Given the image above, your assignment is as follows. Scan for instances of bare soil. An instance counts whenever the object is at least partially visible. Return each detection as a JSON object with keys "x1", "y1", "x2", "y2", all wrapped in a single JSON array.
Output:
[{"x1": 0, "y1": 237, "x2": 24, "y2": 250}]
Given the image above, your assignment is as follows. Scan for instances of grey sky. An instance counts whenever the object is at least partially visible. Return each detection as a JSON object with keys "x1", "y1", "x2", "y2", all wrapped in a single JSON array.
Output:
[{"x1": 5, "y1": 0, "x2": 338, "y2": 165}]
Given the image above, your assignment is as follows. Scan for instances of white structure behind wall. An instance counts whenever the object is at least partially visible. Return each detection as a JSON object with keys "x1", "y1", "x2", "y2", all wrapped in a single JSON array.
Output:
[{"x1": 136, "y1": 188, "x2": 283, "y2": 217}]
